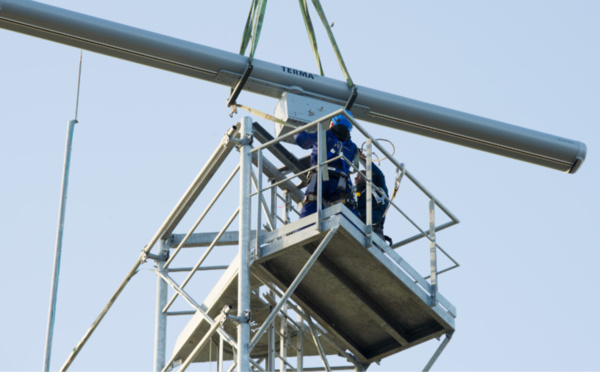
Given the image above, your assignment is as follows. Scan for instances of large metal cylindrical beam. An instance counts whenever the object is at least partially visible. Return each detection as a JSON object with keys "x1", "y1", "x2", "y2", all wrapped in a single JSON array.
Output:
[{"x1": 0, "y1": 0, "x2": 586, "y2": 173}]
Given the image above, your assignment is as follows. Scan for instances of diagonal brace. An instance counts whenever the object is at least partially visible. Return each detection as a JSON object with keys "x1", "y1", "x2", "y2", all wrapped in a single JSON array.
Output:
[
  {"x1": 177, "y1": 306, "x2": 232, "y2": 372},
  {"x1": 423, "y1": 332, "x2": 453, "y2": 372},
  {"x1": 249, "y1": 226, "x2": 338, "y2": 350},
  {"x1": 156, "y1": 271, "x2": 237, "y2": 360},
  {"x1": 306, "y1": 316, "x2": 331, "y2": 372}
]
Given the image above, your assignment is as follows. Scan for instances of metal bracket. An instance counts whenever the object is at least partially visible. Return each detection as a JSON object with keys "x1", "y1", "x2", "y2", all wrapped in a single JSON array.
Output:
[
  {"x1": 228, "y1": 133, "x2": 254, "y2": 148},
  {"x1": 344, "y1": 86, "x2": 358, "y2": 111},
  {"x1": 343, "y1": 350, "x2": 369, "y2": 371},
  {"x1": 221, "y1": 124, "x2": 252, "y2": 150},
  {"x1": 141, "y1": 249, "x2": 169, "y2": 263},
  {"x1": 227, "y1": 309, "x2": 251, "y2": 324},
  {"x1": 248, "y1": 252, "x2": 258, "y2": 267},
  {"x1": 227, "y1": 62, "x2": 254, "y2": 108},
  {"x1": 220, "y1": 305, "x2": 233, "y2": 324},
  {"x1": 221, "y1": 125, "x2": 239, "y2": 147}
]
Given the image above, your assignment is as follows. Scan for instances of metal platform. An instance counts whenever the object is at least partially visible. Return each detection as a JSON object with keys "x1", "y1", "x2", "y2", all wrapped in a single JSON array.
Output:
[
  {"x1": 170, "y1": 254, "x2": 339, "y2": 364},
  {"x1": 171, "y1": 204, "x2": 456, "y2": 366}
]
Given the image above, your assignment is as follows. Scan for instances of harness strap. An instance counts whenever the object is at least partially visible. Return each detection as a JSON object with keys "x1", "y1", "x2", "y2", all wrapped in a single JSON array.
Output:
[
  {"x1": 304, "y1": 191, "x2": 355, "y2": 208},
  {"x1": 306, "y1": 169, "x2": 348, "y2": 194},
  {"x1": 376, "y1": 165, "x2": 405, "y2": 227},
  {"x1": 327, "y1": 139, "x2": 352, "y2": 175}
]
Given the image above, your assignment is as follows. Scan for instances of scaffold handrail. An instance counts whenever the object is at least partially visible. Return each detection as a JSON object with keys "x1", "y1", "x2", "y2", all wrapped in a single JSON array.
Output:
[{"x1": 250, "y1": 109, "x2": 460, "y2": 277}]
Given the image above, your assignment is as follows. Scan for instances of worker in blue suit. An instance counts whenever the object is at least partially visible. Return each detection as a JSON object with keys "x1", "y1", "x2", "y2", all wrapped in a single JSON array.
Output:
[
  {"x1": 354, "y1": 161, "x2": 391, "y2": 243},
  {"x1": 294, "y1": 110, "x2": 359, "y2": 218}
]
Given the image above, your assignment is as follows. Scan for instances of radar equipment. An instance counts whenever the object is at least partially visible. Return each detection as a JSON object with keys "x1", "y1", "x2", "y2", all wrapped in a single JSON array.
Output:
[{"x1": 0, "y1": 0, "x2": 587, "y2": 173}]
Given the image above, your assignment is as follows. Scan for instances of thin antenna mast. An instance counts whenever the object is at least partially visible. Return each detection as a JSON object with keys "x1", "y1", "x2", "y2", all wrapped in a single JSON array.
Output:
[{"x1": 43, "y1": 51, "x2": 83, "y2": 372}]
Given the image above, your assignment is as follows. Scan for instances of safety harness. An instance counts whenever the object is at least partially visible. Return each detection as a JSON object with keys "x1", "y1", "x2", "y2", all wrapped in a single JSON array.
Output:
[
  {"x1": 304, "y1": 138, "x2": 356, "y2": 207},
  {"x1": 356, "y1": 183, "x2": 387, "y2": 206}
]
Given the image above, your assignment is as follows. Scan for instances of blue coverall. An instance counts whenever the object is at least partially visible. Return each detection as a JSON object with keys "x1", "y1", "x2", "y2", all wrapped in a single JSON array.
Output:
[
  {"x1": 294, "y1": 128, "x2": 358, "y2": 218},
  {"x1": 355, "y1": 162, "x2": 389, "y2": 234}
]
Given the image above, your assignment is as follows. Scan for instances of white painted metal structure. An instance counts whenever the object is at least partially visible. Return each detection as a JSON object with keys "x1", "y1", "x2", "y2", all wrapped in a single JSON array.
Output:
[
  {"x1": 0, "y1": 0, "x2": 587, "y2": 173},
  {"x1": 54, "y1": 110, "x2": 460, "y2": 371}
]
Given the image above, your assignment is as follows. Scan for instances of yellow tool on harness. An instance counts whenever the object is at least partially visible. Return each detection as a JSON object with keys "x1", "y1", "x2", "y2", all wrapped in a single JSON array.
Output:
[{"x1": 381, "y1": 165, "x2": 404, "y2": 221}]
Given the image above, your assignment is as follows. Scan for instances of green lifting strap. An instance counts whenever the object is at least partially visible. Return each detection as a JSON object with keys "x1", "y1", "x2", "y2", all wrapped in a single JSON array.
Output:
[
  {"x1": 309, "y1": 0, "x2": 355, "y2": 89},
  {"x1": 235, "y1": 0, "x2": 356, "y2": 112},
  {"x1": 239, "y1": 0, "x2": 353, "y2": 87},
  {"x1": 238, "y1": 1, "x2": 256, "y2": 57},
  {"x1": 230, "y1": 0, "x2": 267, "y2": 105},
  {"x1": 298, "y1": 0, "x2": 324, "y2": 76},
  {"x1": 239, "y1": 0, "x2": 268, "y2": 63}
]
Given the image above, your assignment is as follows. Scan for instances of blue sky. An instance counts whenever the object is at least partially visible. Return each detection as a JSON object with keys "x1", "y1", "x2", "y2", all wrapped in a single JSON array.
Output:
[{"x1": 1, "y1": 1, "x2": 599, "y2": 371}]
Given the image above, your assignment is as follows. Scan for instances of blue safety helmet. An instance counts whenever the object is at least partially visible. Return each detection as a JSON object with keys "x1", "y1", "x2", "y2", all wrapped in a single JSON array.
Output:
[{"x1": 331, "y1": 110, "x2": 353, "y2": 131}]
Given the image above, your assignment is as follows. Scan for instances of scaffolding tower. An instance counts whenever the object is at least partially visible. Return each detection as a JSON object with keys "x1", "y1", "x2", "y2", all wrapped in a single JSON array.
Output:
[{"x1": 63, "y1": 109, "x2": 459, "y2": 372}]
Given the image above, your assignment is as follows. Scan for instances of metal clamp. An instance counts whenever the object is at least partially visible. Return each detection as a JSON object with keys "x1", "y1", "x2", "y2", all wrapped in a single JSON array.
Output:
[
  {"x1": 220, "y1": 305, "x2": 233, "y2": 324},
  {"x1": 141, "y1": 249, "x2": 169, "y2": 263},
  {"x1": 228, "y1": 133, "x2": 254, "y2": 148},
  {"x1": 221, "y1": 125, "x2": 239, "y2": 147},
  {"x1": 227, "y1": 309, "x2": 251, "y2": 324}
]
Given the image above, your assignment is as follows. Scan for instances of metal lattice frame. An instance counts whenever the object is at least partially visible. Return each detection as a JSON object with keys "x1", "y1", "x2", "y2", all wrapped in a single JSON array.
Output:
[{"x1": 59, "y1": 111, "x2": 460, "y2": 372}]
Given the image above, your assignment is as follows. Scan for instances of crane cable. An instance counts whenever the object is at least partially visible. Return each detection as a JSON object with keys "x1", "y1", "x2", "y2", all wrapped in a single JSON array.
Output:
[
  {"x1": 231, "y1": 0, "x2": 356, "y2": 121},
  {"x1": 239, "y1": 0, "x2": 268, "y2": 63},
  {"x1": 304, "y1": 0, "x2": 354, "y2": 89},
  {"x1": 298, "y1": 0, "x2": 323, "y2": 76},
  {"x1": 239, "y1": 0, "x2": 354, "y2": 86}
]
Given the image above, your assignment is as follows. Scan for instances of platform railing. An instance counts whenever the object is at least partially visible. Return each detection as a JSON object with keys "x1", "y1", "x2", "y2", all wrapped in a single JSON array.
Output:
[{"x1": 250, "y1": 109, "x2": 460, "y2": 285}]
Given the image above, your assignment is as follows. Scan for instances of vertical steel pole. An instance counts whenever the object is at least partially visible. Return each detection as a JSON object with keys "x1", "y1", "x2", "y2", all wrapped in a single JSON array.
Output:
[
  {"x1": 44, "y1": 52, "x2": 83, "y2": 372},
  {"x1": 154, "y1": 239, "x2": 169, "y2": 372},
  {"x1": 267, "y1": 302, "x2": 275, "y2": 372},
  {"x1": 270, "y1": 183, "x2": 277, "y2": 230},
  {"x1": 296, "y1": 313, "x2": 303, "y2": 372},
  {"x1": 316, "y1": 121, "x2": 327, "y2": 231},
  {"x1": 218, "y1": 334, "x2": 224, "y2": 372},
  {"x1": 279, "y1": 305, "x2": 288, "y2": 372},
  {"x1": 43, "y1": 119, "x2": 76, "y2": 371},
  {"x1": 283, "y1": 191, "x2": 291, "y2": 224},
  {"x1": 365, "y1": 138, "x2": 373, "y2": 247},
  {"x1": 238, "y1": 117, "x2": 253, "y2": 372},
  {"x1": 255, "y1": 151, "x2": 263, "y2": 258},
  {"x1": 429, "y1": 199, "x2": 438, "y2": 306}
]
